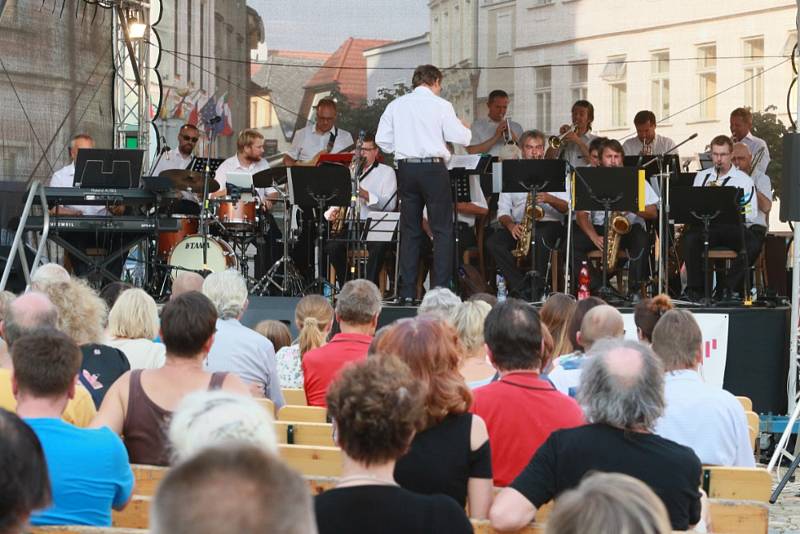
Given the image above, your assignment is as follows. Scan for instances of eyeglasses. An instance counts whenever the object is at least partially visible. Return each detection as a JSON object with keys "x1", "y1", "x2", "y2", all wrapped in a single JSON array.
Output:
[
  {"x1": 180, "y1": 134, "x2": 200, "y2": 143},
  {"x1": 361, "y1": 146, "x2": 378, "y2": 151},
  {"x1": 317, "y1": 115, "x2": 336, "y2": 122}
]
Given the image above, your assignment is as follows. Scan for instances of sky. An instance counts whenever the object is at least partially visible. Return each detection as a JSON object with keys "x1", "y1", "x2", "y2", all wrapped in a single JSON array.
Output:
[{"x1": 251, "y1": 0, "x2": 430, "y2": 53}]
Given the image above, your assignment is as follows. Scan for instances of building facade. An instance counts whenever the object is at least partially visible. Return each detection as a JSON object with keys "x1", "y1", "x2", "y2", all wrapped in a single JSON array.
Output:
[{"x1": 364, "y1": 33, "x2": 431, "y2": 101}]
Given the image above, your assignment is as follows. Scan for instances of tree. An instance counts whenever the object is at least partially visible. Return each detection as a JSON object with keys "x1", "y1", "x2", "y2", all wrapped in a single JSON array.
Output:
[{"x1": 751, "y1": 106, "x2": 788, "y2": 200}]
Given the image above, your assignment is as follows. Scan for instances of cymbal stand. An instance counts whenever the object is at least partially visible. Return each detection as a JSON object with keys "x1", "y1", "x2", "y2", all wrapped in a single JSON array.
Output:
[{"x1": 251, "y1": 190, "x2": 304, "y2": 296}]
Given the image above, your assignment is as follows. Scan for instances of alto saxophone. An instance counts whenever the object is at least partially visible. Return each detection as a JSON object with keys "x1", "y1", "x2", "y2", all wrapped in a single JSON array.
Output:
[
  {"x1": 606, "y1": 212, "x2": 631, "y2": 271},
  {"x1": 512, "y1": 192, "x2": 544, "y2": 264},
  {"x1": 331, "y1": 132, "x2": 366, "y2": 237}
]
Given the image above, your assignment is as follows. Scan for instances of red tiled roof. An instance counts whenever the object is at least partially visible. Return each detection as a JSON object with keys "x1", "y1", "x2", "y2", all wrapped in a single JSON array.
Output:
[{"x1": 304, "y1": 37, "x2": 392, "y2": 102}]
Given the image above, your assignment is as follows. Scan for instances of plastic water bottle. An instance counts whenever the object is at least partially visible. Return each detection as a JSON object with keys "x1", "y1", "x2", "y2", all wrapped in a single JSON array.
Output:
[
  {"x1": 496, "y1": 272, "x2": 507, "y2": 302},
  {"x1": 577, "y1": 261, "x2": 590, "y2": 300}
]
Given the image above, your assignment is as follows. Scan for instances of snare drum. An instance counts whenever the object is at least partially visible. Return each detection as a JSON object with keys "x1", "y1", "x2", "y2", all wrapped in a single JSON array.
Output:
[
  {"x1": 215, "y1": 197, "x2": 258, "y2": 230},
  {"x1": 167, "y1": 235, "x2": 238, "y2": 280},
  {"x1": 158, "y1": 215, "x2": 199, "y2": 258}
]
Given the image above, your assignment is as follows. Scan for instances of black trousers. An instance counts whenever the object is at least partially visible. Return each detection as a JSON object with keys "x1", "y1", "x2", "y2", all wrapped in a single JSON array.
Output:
[
  {"x1": 573, "y1": 223, "x2": 651, "y2": 291},
  {"x1": 683, "y1": 223, "x2": 766, "y2": 293},
  {"x1": 487, "y1": 221, "x2": 563, "y2": 294},
  {"x1": 325, "y1": 239, "x2": 390, "y2": 288},
  {"x1": 397, "y1": 161, "x2": 454, "y2": 298}
]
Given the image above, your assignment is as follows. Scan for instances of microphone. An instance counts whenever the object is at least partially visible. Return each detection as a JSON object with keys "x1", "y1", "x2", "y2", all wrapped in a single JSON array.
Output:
[{"x1": 160, "y1": 136, "x2": 171, "y2": 155}]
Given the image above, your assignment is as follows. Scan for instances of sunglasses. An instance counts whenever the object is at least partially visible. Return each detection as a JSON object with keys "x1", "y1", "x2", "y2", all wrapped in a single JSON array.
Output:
[{"x1": 180, "y1": 134, "x2": 200, "y2": 143}]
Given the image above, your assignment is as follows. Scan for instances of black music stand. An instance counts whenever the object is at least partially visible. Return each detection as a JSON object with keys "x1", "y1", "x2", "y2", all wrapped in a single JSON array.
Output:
[
  {"x1": 669, "y1": 186, "x2": 743, "y2": 306},
  {"x1": 500, "y1": 159, "x2": 567, "y2": 301},
  {"x1": 74, "y1": 149, "x2": 144, "y2": 189},
  {"x1": 287, "y1": 165, "x2": 351, "y2": 296},
  {"x1": 573, "y1": 166, "x2": 643, "y2": 302}
]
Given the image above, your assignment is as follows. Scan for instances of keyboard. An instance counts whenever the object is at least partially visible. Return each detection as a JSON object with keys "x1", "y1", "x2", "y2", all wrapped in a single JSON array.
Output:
[
  {"x1": 43, "y1": 187, "x2": 179, "y2": 205},
  {"x1": 25, "y1": 216, "x2": 181, "y2": 233}
]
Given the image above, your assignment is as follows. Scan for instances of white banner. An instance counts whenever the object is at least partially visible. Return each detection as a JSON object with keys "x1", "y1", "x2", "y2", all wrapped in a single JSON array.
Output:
[{"x1": 622, "y1": 312, "x2": 730, "y2": 388}]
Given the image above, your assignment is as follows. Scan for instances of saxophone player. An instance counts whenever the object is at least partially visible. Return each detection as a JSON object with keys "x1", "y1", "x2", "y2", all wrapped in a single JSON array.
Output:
[
  {"x1": 486, "y1": 130, "x2": 568, "y2": 301},
  {"x1": 572, "y1": 139, "x2": 659, "y2": 302},
  {"x1": 622, "y1": 110, "x2": 676, "y2": 157}
]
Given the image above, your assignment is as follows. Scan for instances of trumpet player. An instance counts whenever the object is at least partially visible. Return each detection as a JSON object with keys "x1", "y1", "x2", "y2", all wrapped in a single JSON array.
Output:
[
  {"x1": 622, "y1": 110, "x2": 676, "y2": 157},
  {"x1": 466, "y1": 90, "x2": 523, "y2": 156},
  {"x1": 486, "y1": 130, "x2": 568, "y2": 301},
  {"x1": 573, "y1": 139, "x2": 659, "y2": 302},
  {"x1": 545, "y1": 99, "x2": 596, "y2": 168},
  {"x1": 730, "y1": 107, "x2": 770, "y2": 175}
]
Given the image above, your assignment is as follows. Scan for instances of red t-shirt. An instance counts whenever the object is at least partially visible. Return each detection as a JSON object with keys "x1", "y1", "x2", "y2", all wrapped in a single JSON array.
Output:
[
  {"x1": 471, "y1": 371, "x2": 585, "y2": 486},
  {"x1": 301, "y1": 332, "x2": 372, "y2": 407}
]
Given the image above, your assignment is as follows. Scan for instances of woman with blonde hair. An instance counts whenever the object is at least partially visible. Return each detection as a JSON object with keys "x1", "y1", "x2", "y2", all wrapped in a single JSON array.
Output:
[
  {"x1": 451, "y1": 300, "x2": 496, "y2": 389},
  {"x1": 275, "y1": 295, "x2": 334, "y2": 388},
  {"x1": 540, "y1": 293, "x2": 577, "y2": 357},
  {"x1": 106, "y1": 288, "x2": 166, "y2": 370},
  {"x1": 253, "y1": 320, "x2": 292, "y2": 353},
  {"x1": 373, "y1": 316, "x2": 493, "y2": 519}
]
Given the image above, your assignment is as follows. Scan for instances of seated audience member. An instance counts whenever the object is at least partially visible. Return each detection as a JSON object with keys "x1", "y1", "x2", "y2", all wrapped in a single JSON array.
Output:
[
  {"x1": 92, "y1": 292, "x2": 251, "y2": 466},
  {"x1": 255, "y1": 320, "x2": 292, "y2": 353},
  {"x1": 0, "y1": 290, "x2": 14, "y2": 380},
  {"x1": 170, "y1": 271, "x2": 205, "y2": 300},
  {"x1": 29, "y1": 263, "x2": 70, "y2": 291},
  {"x1": 13, "y1": 330, "x2": 134, "y2": 526},
  {"x1": 40, "y1": 279, "x2": 130, "y2": 408},
  {"x1": 303, "y1": 280, "x2": 381, "y2": 407},
  {"x1": 374, "y1": 316, "x2": 493, "y2": 518},
  {"x1": 469, "y1": 292, "x2": 498, "y2": 307},
  {"x1": 452, "y1": 300, "x2": 496, "y2": 388},
  {"x1": 634, "y1": 294, "x2": 673, "y2": 344},
  {"x1": 652, "y1": 310, "x2": 755, "y2": 467},
  {"x1": 0, "y1": 292, "x2": 96, "y2": 427},
  {"x1": 106, "y1": 288, "x2": 166, "y2": 369},
  {"x1": 563, "y1": 296, "x2": 605, "y2": 356},
  {"x1": 98, "y1": 282, "x2": 133, "y2": 311},
  {"x1": 472, "y1": 299, "x2": 584, "y2": 487},
  {"x1": 548, "y1": 304, "x2": 624, "y2": 397},
  {"x1": 203, "y1": 270, "x2": 284, "y2": 406},
  {"x1": 316, "y1": 355, "x2": 473, "y2": 533},
  {"x1": 150, "y1": 445, "x2": 316, "y2": 534},
  {"x1": 275, "y1": 295, "x2": 334, "y2": 389},
  {"x1": 540, "y1": 293, "x2": 577, "y2": 357},
  {"x1": 168, "y1": 390, "x2": 278, "y2": 461},
  {"x1": 0, "y1": 408, "x2": 51, "y2": 534},
  {"x1": 417, "y1": 287, "x2": 462, "y2": 322},
  {"x1": 545, "y1": 472, "x2": 672, "y2": 534},
  {"x1": 490, "y1": 339, "x2": 702, "y2": 532}
]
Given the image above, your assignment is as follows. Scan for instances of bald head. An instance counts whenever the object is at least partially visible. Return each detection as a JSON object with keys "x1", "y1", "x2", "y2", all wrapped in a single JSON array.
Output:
[
  {"x1": 171, "y1": 272, "x2": 206, "y2": 300},
  {"x1": 2, "y1": 292, "x2": 58, "y2": 348},
  {"x1": 578, "y1": 305, "x2": 624, "y2": 351},
  {"x1": 731, "y1": 142, "x2": 753, "y2": 174}
]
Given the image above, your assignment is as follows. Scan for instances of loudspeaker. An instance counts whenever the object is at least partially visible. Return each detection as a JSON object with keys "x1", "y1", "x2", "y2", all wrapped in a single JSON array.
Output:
[
  {"x1": 0, "y1": 244, "x2": 36, "y2": 294},
  {"x1": 780, "y1": 133, "x2": 800, "y2": 222}
]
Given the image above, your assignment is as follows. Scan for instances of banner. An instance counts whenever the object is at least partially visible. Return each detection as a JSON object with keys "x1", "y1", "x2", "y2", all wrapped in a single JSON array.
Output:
[{"x1": 622, "y1": 312, "x2": 730, "y2": 388}]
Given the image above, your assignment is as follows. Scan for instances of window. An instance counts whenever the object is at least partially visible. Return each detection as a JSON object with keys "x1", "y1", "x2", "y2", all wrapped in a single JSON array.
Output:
[
  {"x1": 697, "y1": 44, "x2": 717, "y2": 119},
  {"x1": 535, "y1": 66, "x2": 552, "y2": 132},
  {"x1": 743, "y1": 37, "x2": 764, "y2": 112},
  {"x1": 601, "y1": 56, "x2": 627, "y2": 127},
  {"x1": 651, "y1": 51, "x2": 669, "y2": 121},
  {"x1": 570, "y1": 61, "x2": 588, "y2": 102},
  {"x1": 496, "y1": 13, "x2": 511, "y2": 56}
]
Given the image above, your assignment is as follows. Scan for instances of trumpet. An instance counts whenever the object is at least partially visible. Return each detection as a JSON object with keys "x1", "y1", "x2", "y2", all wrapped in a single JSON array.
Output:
[{"x1": 548, "y1": 124, "x2": 577, "y2": 150}]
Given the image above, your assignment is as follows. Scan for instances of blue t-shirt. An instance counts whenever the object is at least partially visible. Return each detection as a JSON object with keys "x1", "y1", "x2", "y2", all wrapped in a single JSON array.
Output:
[{"x1": 26, "y1": 418, "x2": 134, "y2": 526}]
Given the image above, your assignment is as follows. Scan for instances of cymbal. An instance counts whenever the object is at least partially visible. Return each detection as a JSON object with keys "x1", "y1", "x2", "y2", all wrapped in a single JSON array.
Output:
[
  {"x1": 159, "y1": 169, "x2": 220, "y2": 193},
  {"x1": 253, "y1": 167, "x2": 287, "y2": 187}
]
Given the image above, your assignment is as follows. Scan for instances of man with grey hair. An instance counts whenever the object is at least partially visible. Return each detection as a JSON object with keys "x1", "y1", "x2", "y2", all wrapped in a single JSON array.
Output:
[
  {"x1": 652, "y1": 309, "x2": 754, "y2": 467},
  {"x1": 417, "y1": 287, "x2": 461, "y2": 322},
  {"x1": 490, "y1": 338, "x2": 702, "y2": 532},
  {"x1": 203, "y1": 270, "x2": 284, "y2": 408},
  {"x1": 548, "y1": 304, "x2": 624, "y2": 397},
  {"x1": 171, "y1": 272, "x2": 205, "y2": 300},
  {"x1": 302, "y1": 279, "x2": 381, "y2": 407}
]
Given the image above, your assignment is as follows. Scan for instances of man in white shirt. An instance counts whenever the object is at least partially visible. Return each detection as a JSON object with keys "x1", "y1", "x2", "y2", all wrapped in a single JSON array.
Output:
[
  {"x1": 283, "y1": 98, "x2": 354, "y2": 166},
  {"x1": 466, "y1": 90, "x2": 523, "y2": 157},
  {"x1": 652, "y1": 309, "x2": 755, "y2": 467},
  {"x1": 324, "y1": 134, "x2": 397, "y2": 288},
  {"x1": 546, "y1": 100, "x2": 596, "y2": 169},
  {"x1": 682, "y1": 135, "x2": 758, "y2": 300},
  {"x1": 730, "y1": 107, "x2": 770, "y2": 176},
  {"x1": 376, "y1": 64, "x2": 472, "y2": 303},
  {"x1": 573, "y1": 139, "x2": 660, "y2": 301},
  {"x1": 152, "y1": 124, "x2": 201, "y2": 214},
  {"x1": 487, "y1": 131, "x2": 567, "y2": 300},
  {"x1": 622, "y1": 110, "x2": 676, "y2": 157}
]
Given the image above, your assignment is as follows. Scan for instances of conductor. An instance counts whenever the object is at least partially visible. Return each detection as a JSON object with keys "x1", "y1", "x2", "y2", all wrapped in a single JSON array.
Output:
[{"x1": 376, "y1": 64, "x2": 472, "y2": 303}]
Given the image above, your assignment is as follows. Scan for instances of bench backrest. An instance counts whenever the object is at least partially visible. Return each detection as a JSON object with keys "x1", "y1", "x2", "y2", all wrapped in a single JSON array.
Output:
[
  {"x1": 278, "y1": 444, "x2": 342, "y2": 476},
  {"x1": 282, "y1": 388, "x2": 307, "y2": 406},
  {"x1": 277, "y1": 405, "x2": 327, "y2": 423},
  {"x1": 275, "y1": 420, "x2": 335, "y2": 446},
  {"x1": 111, "y1": 495, "x2": 151, "y2": 529},
  {"x1": 702, "y1": 466, "x2": 771, "y2": 502}
]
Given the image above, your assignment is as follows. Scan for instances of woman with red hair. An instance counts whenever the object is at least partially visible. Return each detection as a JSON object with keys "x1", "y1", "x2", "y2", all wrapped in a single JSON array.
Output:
[{"x1": 373, "y1": 316, "x2": 493, "y2": 519}]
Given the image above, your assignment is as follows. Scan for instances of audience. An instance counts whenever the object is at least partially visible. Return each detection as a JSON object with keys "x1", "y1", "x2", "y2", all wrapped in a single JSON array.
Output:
[
  {"x1": 13, "y1": 329, "x2": 133, "y2": 526},
  {"x1": 472, "y1": 299, "x2": 584, "y2": 487},
  {"x1": 98, "y1": 282, "x2": 133, "y2": 311},
  {"x1": 255, "y1": 320, "x2": 292, "y2": 353},
  {"x1": 563, "y1": 295, "x2": 605, "y2": 357},
  {"x1": 275, "y1": 294, "x2": 334, "y2": 389},
  {"x1": 0, "y1": 408, "x2": 51, "y2": 534},
  {"x1": 316, "y1": 355, "x2": 473, "y2": 533},
  {"x1": 0, "y1": 292, "x2": 96, "y2": 427},
  {"x1": 545, "y1": 472, "x2": 672, "y2": 534},
  {"x1": 652, "y1": 309, "x2": 755, "y2": 467},
  {"x1": 451, "y1": 300, "x2": 496, "y2": 388},
  {"x1": 634, "y1": 294, "x2": 674, "y2": 344},
  {"x1": 151, "y1": 444, "x2": 316, "y2": 534},
  {"x1": 92, "y1": 292, "x2": 251, "y2": 466},
  {"x1": 171, "y1": 271, "x2": 205, "y2": 300},
  {"x1": 468, "y1": 292, "x2": 498, "y2": 307},
  {"x1": 490, "y1": 339, "x2": 702, "y2": 531},
  {"x1": 303, "y1": 280, "x2": 380, "y2": 407},
  {"x1": 548, "y1": 304, "x2": 624, "y2": 397},
  {"x1": 106, "y1": 288, "x2": 166, "y2": 369},
  {"x1": 540, "y1": 293, "x2": 577, "y2": 357},
  {"x1": 29, "y1": 263, "x2": 70, "y2": 291},
  {"x1": 374, "y1": 316, "x2": 493, "y2": 518},
  {"x1": 417, "y1": 287, "x2": 461, "y2": 322},
  {"x1": 168, "y1": 390, "x2": 278, "y2": 461},
  {"x1": 203, "y1": 270, "x2": 284, "y2": 406}
]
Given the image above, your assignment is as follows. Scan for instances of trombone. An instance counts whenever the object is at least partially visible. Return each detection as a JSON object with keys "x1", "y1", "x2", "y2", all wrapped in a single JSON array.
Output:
[{"x1": 548, "y1": 124, "x2": 577, "y2": 150}]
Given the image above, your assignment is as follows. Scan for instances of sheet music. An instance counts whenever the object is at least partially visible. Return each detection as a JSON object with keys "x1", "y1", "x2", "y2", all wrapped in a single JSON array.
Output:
[
  {"x1": 447, "y1": 154, "x2": 482, "y2": 170},
  {"x1": 365, "y1": 211, "x2": 400, "y2": 242}
]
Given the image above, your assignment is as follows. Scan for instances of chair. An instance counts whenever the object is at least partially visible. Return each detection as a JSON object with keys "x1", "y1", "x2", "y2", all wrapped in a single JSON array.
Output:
[
  {"x1": 586, "y1": 249, "x2": 629, "y2": 293},
  {"x1": 282, "y1": 388, "x2": 308, "y2": 406},
  {"x1": 735, "y1": 396, "x2": 753, "y2": 412},
  {"x1": 111, "y1": 495, "x2": 151, "y2": 529},
  {"x1": 701, "y1": 466, "x2": 771, "y2": 502},
  {"x1": 462, "y1": 213, "x2": 488, "y2": 280},
  {"x1": 131, "y1": 464, "x2": 168, "y2": 497},
  {"x1": 32, "y1": 528, "x2": 147, "y2": 534},
  {"x1": 329, "y1": 249, "x2": 390, "y2": 294},
  {"x1": 278, "y1": 444, "x2": 342, "y2": 476},
  {"x1": 745, "y1": 410, "x2": 760, "y2": 451},
  {"x1": 277, "y1": 405, "x2": 327, "y2": 423},
  {"x1": 275, "y1": 421, "x2": 336, "y2": 446},
  {"x1": 254, "y1": 397, "x2": 275, "y2": 416}
]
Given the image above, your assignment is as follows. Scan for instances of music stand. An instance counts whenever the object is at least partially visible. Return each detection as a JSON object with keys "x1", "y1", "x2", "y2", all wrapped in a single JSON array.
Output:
[
  {"x1": 573, "y1": 166, "x2": 644, "y2": 302},
  {"x1": 74, "y1": 149, "x2": 144, "y2": 189},
  {"x1": 669, "y1": 186, "x2": 743, "y2": 306},
  {"x1": 287, "y1": 165, "x2": 351, "y2": 295}
]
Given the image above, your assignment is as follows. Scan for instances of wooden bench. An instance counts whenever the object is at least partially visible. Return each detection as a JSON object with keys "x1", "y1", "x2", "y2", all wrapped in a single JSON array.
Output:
[
  {"x1": 277, "y1": 405, "x2": 327, "y2": 423},
  {"x1": 254, "y1": 397, "x2": 275, "y2": 415},
  {"x1": 111, "y1": 495, "x2": 151, "y2": 529},
  {"x1": 736, "y1": 396, "x2": 753, "y2": 412},
  {"x1": 131, "y1": 464, "x2": 168, "y2": 497},
  {"x1": 305, "y1": 475, "x2": 338, "y2": 495},
  {"x1": 745, "y1": 410, "x2": 760, "y2": 450},
  {"x1": 702, "y1": 466, "x2": 772, "y2": 502},
  {"x1": 278, "y1": 444, "x2": 342, "y2": 476},
  {"x1": 275, "y1": 420, "x2": 335, "y2": 446},
  {"x1": 282, "y1": 388, "x2": 307, "y2": 406},
  {"x1": 31, "y1": 528, "x2": 146, "y2": 534}
]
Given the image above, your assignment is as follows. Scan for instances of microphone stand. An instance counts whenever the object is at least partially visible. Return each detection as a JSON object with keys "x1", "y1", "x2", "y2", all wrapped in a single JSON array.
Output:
[
  {"x1": 200, "y1": 118, "x2": 221, "y2": 275},
  {"x1": 148, "y1": 139, "x2": 171, "y2": 176}
]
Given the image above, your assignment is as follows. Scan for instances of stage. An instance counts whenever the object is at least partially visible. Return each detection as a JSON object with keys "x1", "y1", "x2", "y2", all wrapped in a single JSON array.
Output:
[{"x1": 241, "y1": 297, "x2": 791, "y2": 416}]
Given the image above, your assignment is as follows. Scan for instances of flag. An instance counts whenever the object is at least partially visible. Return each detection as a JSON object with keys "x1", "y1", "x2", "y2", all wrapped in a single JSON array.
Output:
[
  {"x1": 159, "y1": 87, "x2": 171, "y2": 120},
  {"x1": 221, "y1": 102, "x2": 234, "y2": 137},
  {"x1": 200, "y1": 94, "x2": 218, "y2": 133},
  {"x1": 188, "y1": 101, "x2": 199, "y2": 126}
]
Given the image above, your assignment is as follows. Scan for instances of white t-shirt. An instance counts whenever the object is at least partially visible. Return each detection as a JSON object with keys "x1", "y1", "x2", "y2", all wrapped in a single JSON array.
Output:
[
  {"x1": 750, "y1": 169, "x2": 772, "y2": 229},
  {"x1": 214, "y1": 155, "x2": 273, "y2": 197},
  {"x1": 693, "y1": 166, "x2": 757, "y2": 225},
  {"x1": 559, "y1": 131, "x2": 597, "y2": 169},
  {"x1": 287, "y1": 124, "x2": 354, "y2": 162},
  {"x1": 470, "y1": 117, "x2": 524, "y2": 156},
  {"x1": 622, "y1": 134, "x2": 676, "y2": 157}
]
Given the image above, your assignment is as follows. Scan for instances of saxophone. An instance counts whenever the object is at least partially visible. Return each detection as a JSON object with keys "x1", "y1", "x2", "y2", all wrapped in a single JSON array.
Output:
[
  {"x1": 606, "y1": 212, "x2": 631, "y2": 271},
  {"x1": 331, "y1": 132, "x2": 366, "y2": 236},
  {"x1": 512, "y1": 192, "x2": 544, "y2": 264}
]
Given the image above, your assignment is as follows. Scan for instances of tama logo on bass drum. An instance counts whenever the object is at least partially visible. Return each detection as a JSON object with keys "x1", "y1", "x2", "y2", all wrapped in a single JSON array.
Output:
[{"x1": 184, "y1": 241, "x2": 210, "y2": 250}]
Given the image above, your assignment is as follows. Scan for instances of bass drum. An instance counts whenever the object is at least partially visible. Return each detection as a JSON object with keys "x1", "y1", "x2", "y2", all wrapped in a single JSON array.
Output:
[{"x1": 167, "y1": 235, "x2": 238, "y2": 281}]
